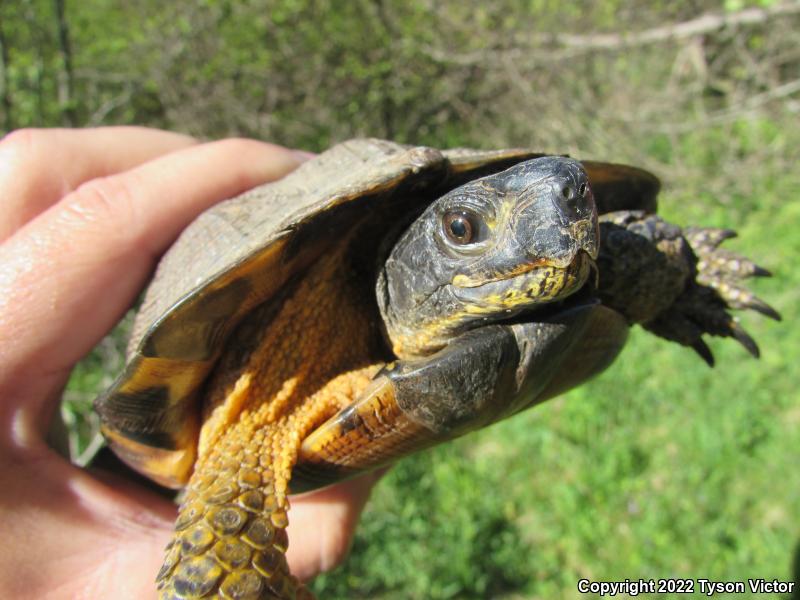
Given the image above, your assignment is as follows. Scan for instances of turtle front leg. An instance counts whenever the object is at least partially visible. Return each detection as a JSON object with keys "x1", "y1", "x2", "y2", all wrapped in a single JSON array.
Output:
[
  {"x1": 597, "y1": 211, "x2": 780, "y2": 365},
  {"x1": 293, "y1": 303, "x2": 627, "y2": 490}
]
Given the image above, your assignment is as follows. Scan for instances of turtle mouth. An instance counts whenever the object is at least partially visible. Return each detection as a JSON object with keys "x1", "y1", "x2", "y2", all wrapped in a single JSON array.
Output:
[
  {"x1": 503, "y1": 270, "x2": 599, "y2": 325},
  {"x1": 451, "y1": 257, "x2": 553, "y2": 288},
  {"x1": 386, "y1": 252, "x2": 598, "y2": 359},
  {"x1": 450, "y1": 251, "x2": 595, "y2": 317}
]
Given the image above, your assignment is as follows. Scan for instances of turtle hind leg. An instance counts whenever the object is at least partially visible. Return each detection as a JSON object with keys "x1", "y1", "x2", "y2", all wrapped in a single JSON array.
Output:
[
  {"x1": 155, "y1": 363, "x2": 381, "y2": 600},
  {"x1": 154, "y1": 361, "x2": 381, "y2": 599},
  {"x1": 156, "y1": 443, "x2": 307, "y2": 600}
]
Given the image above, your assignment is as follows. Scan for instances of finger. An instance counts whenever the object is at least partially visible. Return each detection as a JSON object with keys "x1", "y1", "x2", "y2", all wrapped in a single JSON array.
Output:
[
  {"x1": 0, "y1": 446, "x2": 174, "y2": 600},
  {"x1": 0, "y1": 127, "x2": 198, "y2": 241},
  {"x1": 0, "y1": 139, "x2": 309, "y2": 435},
  {"x1": 286, "y1": 468, "x2": 388, "y2": 580}
]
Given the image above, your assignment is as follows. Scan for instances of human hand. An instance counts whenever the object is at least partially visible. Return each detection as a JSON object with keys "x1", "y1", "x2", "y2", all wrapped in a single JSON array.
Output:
[{"x1": 0, "y1": 127, "x2": 382, "y2": 599}]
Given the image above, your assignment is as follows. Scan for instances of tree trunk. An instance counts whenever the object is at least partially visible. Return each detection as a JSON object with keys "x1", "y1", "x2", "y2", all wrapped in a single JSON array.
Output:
[
  {"x1": 0, "y1": 8, "x2": 12, "y2": 132},
  {"x1": 54, "y1": 0, "x2": 76, "y2": 125}
]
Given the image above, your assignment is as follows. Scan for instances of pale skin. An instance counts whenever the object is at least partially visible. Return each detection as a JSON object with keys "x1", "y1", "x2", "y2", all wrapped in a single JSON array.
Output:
[{"x1": 0, "y1": 127, "x2": 383, "y2": 599}]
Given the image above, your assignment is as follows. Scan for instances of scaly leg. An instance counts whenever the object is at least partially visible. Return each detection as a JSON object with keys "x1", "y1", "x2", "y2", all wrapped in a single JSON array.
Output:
[{"x1": 597, "y1": 211, "x2": 779, "y2": 365}]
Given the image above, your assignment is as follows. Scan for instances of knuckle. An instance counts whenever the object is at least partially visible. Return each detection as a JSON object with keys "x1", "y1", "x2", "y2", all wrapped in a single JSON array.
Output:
[
  {"x1": 66, "y1": 174, "x2": 141, "y2": 246},
  {"x1": 205, "y1": 138, "x2": 296, "y2": 189},
  {"x1": 0, "y1": 128, "x2": 50, "y2": 169}
]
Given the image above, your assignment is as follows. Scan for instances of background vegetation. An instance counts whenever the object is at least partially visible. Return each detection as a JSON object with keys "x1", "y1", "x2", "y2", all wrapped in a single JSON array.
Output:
[{"x1": 2, "y1": 0, "x2": 798, "y2": 597}]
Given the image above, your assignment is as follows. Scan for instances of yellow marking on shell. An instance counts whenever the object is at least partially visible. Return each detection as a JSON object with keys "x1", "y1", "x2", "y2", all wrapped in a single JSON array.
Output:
[
  {"x1": 102, "y1": 426, "x2": 197, "y2": 489},
  {"x1": 157, "y1": 244, "x2": 385, "y2": 600},
  {"x1": 117, "y1": 355, "x2": 213, "y2": 402},
  {"x1": 102, "y1": 355, "x2": 211, "y2": 486}
]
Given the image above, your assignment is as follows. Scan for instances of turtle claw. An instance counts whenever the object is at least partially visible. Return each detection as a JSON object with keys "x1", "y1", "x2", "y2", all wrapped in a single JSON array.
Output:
[
  {"x1": 684, "y1": 226, "x2": 737, "y2": 250},
  {"x1": 676, "y1": 227, "x2": 776, "y2": 361},
  {"x1": 700, "y1": 279, "x2": 782, "y2": 321},
  {"x1": 743, "y1": 262, "x2": 773, "y2": 278},
  {"x1": 645, "y1": 286, "x2": 765, "y2": 365},
  {"x1": 755, "y1": 301, "x2": 781, "y2": 321},
  {"x1": 696, "y1": 249, "x2": 772, "y2": 281},
  {"x1": 745, "y1": 297, "x2": 781, "y2": 321},
  {"x1": 728, "y1": 319, "x2": 761, "y2": 358},
  {"x1": 688, "y1": 230, "x2": 780, "y2": 322},
  {"x1": 691, "y1": 339, "x2": 715, "y2": 367}
]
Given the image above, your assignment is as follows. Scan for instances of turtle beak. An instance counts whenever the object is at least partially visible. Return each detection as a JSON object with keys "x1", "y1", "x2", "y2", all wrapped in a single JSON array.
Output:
[
  {"x1": 571, "y1": 216, "x2": 599, "y2": 261},
  {"x1": 512, "y1": 158, "x2": 599, "y2": 267}
]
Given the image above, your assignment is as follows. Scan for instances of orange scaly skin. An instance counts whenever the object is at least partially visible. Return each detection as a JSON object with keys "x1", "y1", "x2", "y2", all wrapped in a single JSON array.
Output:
[{"x1": 156, "y1": 250, "x2": 383, "y2": 599}]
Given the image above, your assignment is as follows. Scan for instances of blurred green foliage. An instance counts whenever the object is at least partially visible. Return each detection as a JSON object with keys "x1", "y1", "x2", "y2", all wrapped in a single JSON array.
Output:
[{"x1": 2, "y1": 0, "x2": 798, "y2": 597}]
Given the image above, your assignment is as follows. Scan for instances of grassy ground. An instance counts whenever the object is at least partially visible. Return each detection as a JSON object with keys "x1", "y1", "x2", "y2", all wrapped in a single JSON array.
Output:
[{"x1": 65, "y1": 120, "x2": 799, "y2": 599}]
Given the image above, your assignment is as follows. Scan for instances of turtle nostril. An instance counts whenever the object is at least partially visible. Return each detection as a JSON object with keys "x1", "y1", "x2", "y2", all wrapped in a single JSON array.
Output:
[{"x1": 578, "y1": 182, "x2": 587, "y2": 197}]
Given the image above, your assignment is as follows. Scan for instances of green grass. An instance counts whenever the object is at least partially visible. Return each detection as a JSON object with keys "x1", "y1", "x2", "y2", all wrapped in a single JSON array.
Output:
[{"x1": 64, "y1": 119, "x2": 799, "y2": 599}]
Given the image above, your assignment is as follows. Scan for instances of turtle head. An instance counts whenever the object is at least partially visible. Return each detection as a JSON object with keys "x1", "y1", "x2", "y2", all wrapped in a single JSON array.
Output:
[{"x1": 378, "y1": 156, "x2": 599, "y2": 358}]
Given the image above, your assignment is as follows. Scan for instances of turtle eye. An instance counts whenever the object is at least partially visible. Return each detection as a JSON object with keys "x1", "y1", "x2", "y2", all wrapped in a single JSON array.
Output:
[
  {"x1": 443, "y1": 211, "x2": 480, "y2": 245},
  {"x1": 578, "y1": 182, "x2": 588, "y2": 197}
]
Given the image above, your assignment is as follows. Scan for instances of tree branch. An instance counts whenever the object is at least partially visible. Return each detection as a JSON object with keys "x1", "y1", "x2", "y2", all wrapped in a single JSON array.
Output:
[
  {"x1": 422, "y1": 2, "x2": 800, "y2": 65},
  {"x1": 538, "y1": 2, "x2": 800, "y2": 51}
]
